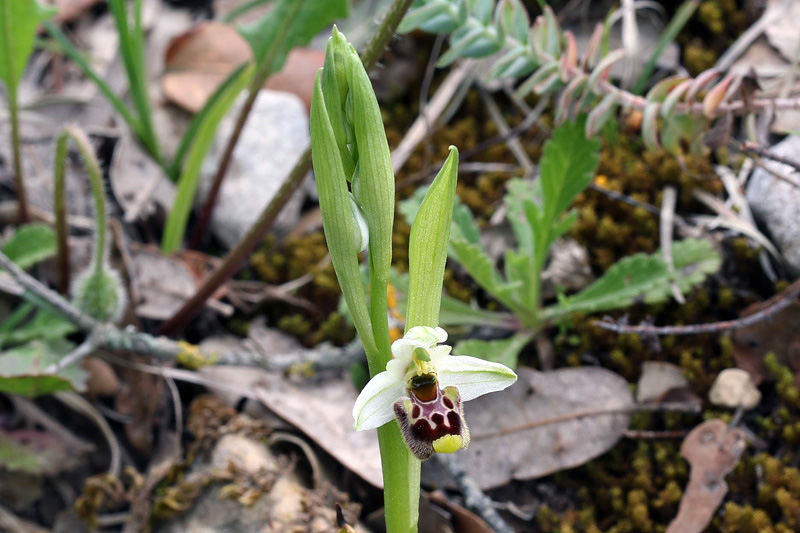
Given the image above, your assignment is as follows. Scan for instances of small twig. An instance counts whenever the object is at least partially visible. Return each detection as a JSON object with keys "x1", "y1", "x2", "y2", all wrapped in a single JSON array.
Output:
[
  {"x1": 44, "y1": 334, "x2": 100, "y2": 374},
  {"x1": 478, "y1": 86, "x2": 535, "y2": 177},
  {"x1": 740, "y1": 141, "x2": 800, "y2": 174},
  {"x1": 595, "y1": 277, "x2": 800, "y2": 336},
  {"x1": 434, "y1": 454, "x2": 513, "y2": 533},
  {"x1": 476, "y1": 401, "x2": 700, "y2": 440},
  {"x1": 53, "y1": 391, "x2": 121, "y2": 477},
  {"x1": 660, "y1": 186, "x2": 685, "y2": 304},
  {"x1": 0, "y1": 249, "x2": 363, "y2": 371}
]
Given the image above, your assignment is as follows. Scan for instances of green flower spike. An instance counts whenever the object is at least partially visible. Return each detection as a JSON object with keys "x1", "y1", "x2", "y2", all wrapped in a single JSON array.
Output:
[{"x1": 353, "y1": 326, "x2": 517, "y2": 460}]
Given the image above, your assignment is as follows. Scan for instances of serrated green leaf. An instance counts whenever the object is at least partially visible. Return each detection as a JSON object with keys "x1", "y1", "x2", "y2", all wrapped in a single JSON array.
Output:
[
  {"x1": 454, "y1": 332, "x2": 533, "y2": 369},
  {"x1": 1, "y1": 223, "x2": 56, "y2": 269},
  {"x1": 238, "y1": 0, "x2": 347, "y2": 70},
  {"x1": 546, "y1": 238, "x2": 721, "y2": 319},
  {"x1": 0, "y1": 0, "x2": 56, "y2": 89},
  {"x1": 539, "y1": 118, "x2": 601, "y2": 222},
  {"x1": 0, "y1": 339, "x2": 87, "y2": 397},
  {"x1": 0, "y1": 308, "x2": 77, "y2": 348}
]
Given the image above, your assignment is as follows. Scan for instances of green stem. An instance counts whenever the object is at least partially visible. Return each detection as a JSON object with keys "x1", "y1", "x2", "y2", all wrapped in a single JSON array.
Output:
[
  {"x1": 378, "y1": 423, "x2": 420, "y2": 533},
  {"x1": 53, "y1": 127, "x2": 108, "y2": 282},
  {"x1": 7, "y1": 83, "x2": 28, "y2": 223}
]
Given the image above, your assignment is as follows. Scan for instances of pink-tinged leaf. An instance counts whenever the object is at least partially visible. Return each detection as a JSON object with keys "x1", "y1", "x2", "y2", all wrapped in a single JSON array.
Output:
[
  {"x1": 702, "y1": 73, "x2": 736, "y2": 118},
  {"x1": 560, "y1": 31, "x2": 578, "y2": 81},
  {"x1": 661, "y1": 78, "x2": 692, "y2": 118},
  {"x1": 515, "y1": 61, "x2": 558, "y2": 98},
  {"x1": 534, "y1": 70, "x2": 562, "y2": 95},
  {"x1": 646, "y1": 75, "x2": 689, "y2": 103},
  {"x1": 586, "y1": 93, "x2": 618, "y2": 137},
  {"x1": 543, "y1": 6, "x2": 561, "y2": 57},
  {"x1": 685, "y1": 68, "x2": 720, "y2": 102},
  {"x1": 556, "y1": 75, "x2": 588, "y2": 123},
  {"x1": 588, "y1": 49, "x2": 626, "y2": 90},
  {"x1": 582, "y1": 23, "x2": 604, "y2": 70},
  {"x1": 529, "y1": 17, "x2": 546, "y2": 58},
  {"x1": 642, "y1": 102, "x2": 660, "y2": 150}
]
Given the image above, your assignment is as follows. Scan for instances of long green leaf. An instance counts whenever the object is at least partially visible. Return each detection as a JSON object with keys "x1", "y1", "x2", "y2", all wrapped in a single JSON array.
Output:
[
  {"x1": 0, "y1": 0, "x2": 55, "y2": 89},
  {"x1": 238, "y1": 0, "x2": 347, "y2": 72},
  {"x1": 161, "y1": 63, "x2": 253, "y2": 252}
]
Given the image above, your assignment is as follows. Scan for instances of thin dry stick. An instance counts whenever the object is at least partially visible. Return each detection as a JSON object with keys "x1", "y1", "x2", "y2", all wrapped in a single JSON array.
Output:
[
  {"x1": 740, "y1": 141, "x2": 800, "y2": 173},
  {"x1": 475, "y1": 401, "x2": 701, "y2": 440},
  {"x1": 595, "y1": 277, "x2": 800, "y2": 336},
  {"x1": 0, "y1": 249, "x2": 362, "y2": 370},
  {"x1": 434, "y1": 454, "x2": 513, "y2": 533},
  {"x1": 157, "y1": 0, "x2": 415, "y2": 335}
]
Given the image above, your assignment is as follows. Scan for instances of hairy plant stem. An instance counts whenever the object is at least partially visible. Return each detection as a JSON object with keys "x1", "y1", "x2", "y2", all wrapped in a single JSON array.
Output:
[
  {"x1": 189, "y1": 1, "x2": 302, "y2": 249},
  {"x1": 53, "y1": 127, "x2": 107, "y2": 293},
  {"x1": 158, "y1": 0, "x2": 414, "y2": 335}
]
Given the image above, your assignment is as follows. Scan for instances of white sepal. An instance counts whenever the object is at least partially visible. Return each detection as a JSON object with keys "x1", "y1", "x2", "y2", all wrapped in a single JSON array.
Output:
[
  {"x1": 436, "y1": 355, "x2": 518, "y2": 402},
  {"x1": 352, "y1": 370, "x2": 404, "y2": 430}
]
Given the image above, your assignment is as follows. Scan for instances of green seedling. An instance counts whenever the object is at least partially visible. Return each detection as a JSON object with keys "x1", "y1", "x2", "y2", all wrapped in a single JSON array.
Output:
[
  {"x1": 399, "y1": 118, "x2": 721, "y2": 368},
  {"x1": 0, "y1": 0, "x2": 57, "y2": 222}
]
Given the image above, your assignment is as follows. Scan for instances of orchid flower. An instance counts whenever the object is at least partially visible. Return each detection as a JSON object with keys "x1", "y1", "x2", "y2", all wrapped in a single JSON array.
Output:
[{"x1": 353, "y1": 326, "x2": 517, "y2": 460}]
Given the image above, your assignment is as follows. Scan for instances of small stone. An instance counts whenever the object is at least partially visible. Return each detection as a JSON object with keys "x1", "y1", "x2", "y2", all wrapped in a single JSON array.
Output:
[
  {"x1": 708, "y1": 368, "x2": 761, "y2": 409},
  {"x1": 199, "y1": 90, "x2": 309, "y2": 248},
  {"x1": 746, "y1": 135, "x2": 800, "y2": 275}
]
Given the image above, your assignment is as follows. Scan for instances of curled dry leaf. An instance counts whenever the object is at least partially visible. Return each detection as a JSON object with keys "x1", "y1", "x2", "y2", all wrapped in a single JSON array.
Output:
[
  {"x1": 424, "y1": 367, "x2": 634, "y2": 490},
  {"x1": 252, "y1": 372, "x2": 383, "y2": 488},
  {"x1": 666, "y1": 419, "x2": 747, "y2": 533},
  {"x1": 161, "y1": 21, "x2": 323, "y2": 113}
]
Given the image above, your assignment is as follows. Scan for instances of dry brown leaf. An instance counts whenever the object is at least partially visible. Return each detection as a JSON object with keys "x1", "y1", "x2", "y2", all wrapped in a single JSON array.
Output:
[
  {"x1": 161, "y1": 21, "x2": 323, "y2": 113},
  {"x1": 731, "y1": 300, "x2": 800, "y2": 384},
  {"x1": 666, "y1": 419, "x2": 746, "y2": 533},
  {"x1": 637, "y1": 361, "x2": 701, "y2": 406},
  {"x1": 425, "y1": 367, "x2": 634, "y2": 490},
  {"x1": 252, "y1": 372, "x2": 384, "y2": 488},
  {"x1": 49, "y1": 0, "x2": 104, "y2": 23}
]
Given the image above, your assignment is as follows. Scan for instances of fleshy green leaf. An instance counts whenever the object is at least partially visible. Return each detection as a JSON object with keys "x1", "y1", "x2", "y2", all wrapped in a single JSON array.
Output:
[
  {"x1": 0, "y1": 0, "x2": 56, "y2": 89},
  {"x1": 407, "y1": 147, "x2": 459, "y2": 330},
  {"x1": 546, "y1": 238, "x2": 721, "y2": 319},
  {"x1": 238, "y1": 0, "x2": 347, "y2": 71},
  {"x1": 1, "y1": 223, "x2": 56, "y2": 269},
  {"x1": 454, "y1": 333, "x2": 533, "y2": 369},
  {"x1": 0, "y1": 339, "x2": 87, "y2": 397}
]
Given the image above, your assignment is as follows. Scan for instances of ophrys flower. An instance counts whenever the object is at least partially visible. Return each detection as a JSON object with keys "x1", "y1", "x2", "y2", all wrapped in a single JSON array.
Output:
[{"x1": 353, "y1": 326, "x2": 517, "y2": 460}]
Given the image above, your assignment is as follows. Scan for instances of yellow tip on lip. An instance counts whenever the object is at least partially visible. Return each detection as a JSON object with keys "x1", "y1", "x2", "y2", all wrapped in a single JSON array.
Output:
[{"x1": 433, "y1": 434, "x2": 463, "y2": 454}]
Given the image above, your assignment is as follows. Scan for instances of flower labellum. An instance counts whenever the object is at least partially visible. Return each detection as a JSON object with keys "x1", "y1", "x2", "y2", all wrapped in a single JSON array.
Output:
[{"x1": 353, "y1": 326, "x2": 517, "y2": 460}]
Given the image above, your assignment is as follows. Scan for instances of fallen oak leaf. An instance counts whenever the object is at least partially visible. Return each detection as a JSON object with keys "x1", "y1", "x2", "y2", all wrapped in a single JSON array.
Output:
[{"x1": 666, "y1": 419, "x2": 747, "y2": 533}]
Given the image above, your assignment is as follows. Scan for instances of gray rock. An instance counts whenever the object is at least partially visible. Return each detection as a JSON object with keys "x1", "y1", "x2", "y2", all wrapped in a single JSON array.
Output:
[
  {"x1": 199, "y1": 90, "x2": 309, "y2": 248},
  {"x1": 746, "y1": 135, "x2": 800, "y2": 275}
]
